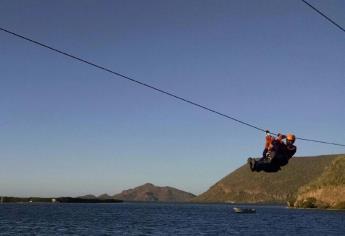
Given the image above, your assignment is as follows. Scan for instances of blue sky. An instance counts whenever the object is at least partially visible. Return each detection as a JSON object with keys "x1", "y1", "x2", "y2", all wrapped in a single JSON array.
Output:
[{"x1": 0, "y1": 0, "x2": 344, "y2": 197}]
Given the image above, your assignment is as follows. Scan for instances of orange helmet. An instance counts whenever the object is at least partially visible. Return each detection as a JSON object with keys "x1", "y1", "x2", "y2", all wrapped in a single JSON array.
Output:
[{"x1": 286, "y1": 133, "x2": 296, "y2": 142}]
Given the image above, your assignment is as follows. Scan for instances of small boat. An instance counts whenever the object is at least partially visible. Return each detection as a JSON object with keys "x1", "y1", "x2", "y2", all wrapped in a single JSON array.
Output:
[{"x1": 233, "y1": 207, "x2": 256, "y2": 213}]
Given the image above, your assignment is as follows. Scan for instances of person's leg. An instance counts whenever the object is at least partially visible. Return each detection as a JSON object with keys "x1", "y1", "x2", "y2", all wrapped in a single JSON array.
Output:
[
  {"x1": 248, "y1": 157, "x2": 257, "y2": 171},
  {"x1": 268, "y1": 145, "x2": 286, "y2": 167},
  {"x1": 262, "y1": 148, "x2": 268, "y2": 159},
  {"x1": 252, "y1": 158, "x2": 270, "y2": 172},
  {"x1": 263, "y1": 164, "x2": 281, "y2": 172},
  {"x1": 252, "y1": 158, "x2": 281, "y2": 172}
]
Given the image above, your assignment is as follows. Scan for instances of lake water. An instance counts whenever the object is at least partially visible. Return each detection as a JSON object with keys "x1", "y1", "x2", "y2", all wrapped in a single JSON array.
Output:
[{"x1": 0, "y1": 203, "x2": 344, "y2": 235}]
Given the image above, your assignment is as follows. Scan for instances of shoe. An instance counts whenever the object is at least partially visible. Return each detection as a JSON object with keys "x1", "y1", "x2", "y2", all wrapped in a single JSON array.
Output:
[
  {"x1": 247, "y1": 157, "x2": 252, "y2": 167},
  {"x1": 247, "y1": 158, "x2": 254, "y2": 171},
  {"x1": 251, "y1": 159, "x2": 256, "y2": 172}
]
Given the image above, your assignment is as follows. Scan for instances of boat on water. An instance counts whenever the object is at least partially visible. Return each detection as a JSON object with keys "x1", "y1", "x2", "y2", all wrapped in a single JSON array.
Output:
[{"x1": 233, "y1": 207, "x2": 256, "y2": 213}]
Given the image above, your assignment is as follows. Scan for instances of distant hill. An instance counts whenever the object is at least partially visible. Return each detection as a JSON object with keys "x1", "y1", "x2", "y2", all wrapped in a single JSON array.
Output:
[
  {"x1": 78, "y1": 194, "x2": 97, "y2": 199},
  {"x1": 98, "y1": 194, "x2": 112, "y2": 199},
  {"x1": 78, "y1": 194, "x2": 114, "y2": 200},
  {"x1": 113, "y1": 183, "x2": 196, "y2": 202},
  {"x1": 294, "y1": 156, "x2": 345, "y2": 209},
  {"x1": 193, "y1": 155, "x2": 343, "y2": 204}
]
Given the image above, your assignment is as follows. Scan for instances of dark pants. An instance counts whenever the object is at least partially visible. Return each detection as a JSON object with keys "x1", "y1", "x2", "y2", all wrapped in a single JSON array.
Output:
[
  {"x1": 253, "y1": 149, "x2": 287, "y2": 172},
  {"x1": 252, "y1": 157, "x2": 281, "y2": 172}
]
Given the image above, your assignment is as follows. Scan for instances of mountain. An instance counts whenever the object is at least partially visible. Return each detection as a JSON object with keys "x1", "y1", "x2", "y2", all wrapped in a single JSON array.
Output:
[
  {"x1": 113, "y1": 183, "x2": 196, "y2": 202},
  {"x1": 193, "y1": 154, "x2": 343, "y2": 204},
  {"x1": 294, "y1": 156, "x2": 345, "y2": 209},
  {"x1": 98, "y1": 193, "x2": 112, "y2": 199},
  {"x1": 78, "y1": 194, "x2": 97, "y2": 199}
]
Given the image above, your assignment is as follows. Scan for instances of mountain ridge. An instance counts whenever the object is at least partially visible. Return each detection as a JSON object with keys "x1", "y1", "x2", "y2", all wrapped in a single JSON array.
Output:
[
  {"x1": 193, "y1": 154, "x2": 344, "y2": 204},
  {"x1": 113, "y1": 183, "x2": 196, "y2": 202}
]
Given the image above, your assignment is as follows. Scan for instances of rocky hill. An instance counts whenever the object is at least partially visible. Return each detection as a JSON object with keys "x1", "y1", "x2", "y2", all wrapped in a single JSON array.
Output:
[
  {"x1": 113, "y1": 183, "x2": 196, "y2": 202},
  {"x1": 294, "y1": 156, "x2": 345, "y2": 209},
  {"x1": 193, "y1": 154, "x2": 343, "y2": 204}
]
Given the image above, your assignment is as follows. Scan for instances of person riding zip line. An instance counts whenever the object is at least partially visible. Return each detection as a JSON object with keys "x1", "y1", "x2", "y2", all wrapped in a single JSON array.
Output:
[{"x1": 248, "y1": 130, "x2": 297, "y2": 172}]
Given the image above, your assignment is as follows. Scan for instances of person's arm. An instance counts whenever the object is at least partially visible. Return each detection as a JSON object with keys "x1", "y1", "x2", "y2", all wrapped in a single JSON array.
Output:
[
  {"x1": 264, "y1": 130, "x2": 275, "y2": 149},
  {"x1": 276, "y1": 133, "x2": 286, "y2": 143}
]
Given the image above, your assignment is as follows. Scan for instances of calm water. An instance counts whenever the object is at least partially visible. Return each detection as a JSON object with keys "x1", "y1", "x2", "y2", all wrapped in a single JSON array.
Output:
[{"x1": 0, "y1": 203, "x2": 344, "y2": 235}]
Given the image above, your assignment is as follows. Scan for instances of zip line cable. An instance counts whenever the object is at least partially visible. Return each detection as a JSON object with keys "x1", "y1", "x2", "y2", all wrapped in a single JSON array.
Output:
[
  {"x1": 301, "y1": 0, "x2": 345, "y2": 34},
  {"x1": 0, "y1": 27, "x2": 344, "y2": 147},
  {"x1": 0, "y1": 27, "x2": 266, "y2": 134}
]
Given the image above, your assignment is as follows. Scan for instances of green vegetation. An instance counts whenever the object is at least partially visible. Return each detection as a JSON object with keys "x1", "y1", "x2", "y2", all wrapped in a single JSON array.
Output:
[
  {"x1": 1, "y1": 197, "x2": 53, "y2": 203},
  {"x1": 56, "y1": 197, "x2": 122, "y2": 203},
  {"x1": 0, "y1": 196, "x2": 123, "y2": 203},
  {"x1": 193, "y1": 154, "x2": 341, "y2": 204},
  {"x1": 299, "y1": 156, "x2": 345, "y2": 191},
  {"x1": 298, "y1": 197, "x2": 317, "y2": 208}
]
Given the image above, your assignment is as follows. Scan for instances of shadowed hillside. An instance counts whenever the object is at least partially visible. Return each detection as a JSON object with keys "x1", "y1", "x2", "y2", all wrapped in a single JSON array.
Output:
[
  {"x1": 294, "y1": 156, "x2": 345, "y2": 209},
  {"x1": 194, "y1": 155, "x2": 342, "y2": 203}
]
